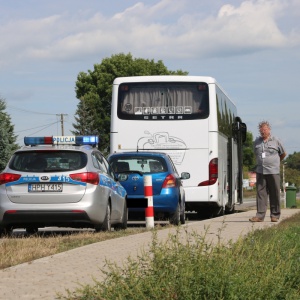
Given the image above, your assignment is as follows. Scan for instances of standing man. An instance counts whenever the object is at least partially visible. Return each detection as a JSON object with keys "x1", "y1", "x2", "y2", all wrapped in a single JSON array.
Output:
[{"x1": 249, "y1": 121, "x2": 286, "y2": 222}]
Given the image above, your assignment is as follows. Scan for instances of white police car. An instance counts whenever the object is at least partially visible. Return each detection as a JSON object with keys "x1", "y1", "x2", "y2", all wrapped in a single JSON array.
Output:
[{"x1": 0, "y1": 136, "x2": 128, "y2": 235}]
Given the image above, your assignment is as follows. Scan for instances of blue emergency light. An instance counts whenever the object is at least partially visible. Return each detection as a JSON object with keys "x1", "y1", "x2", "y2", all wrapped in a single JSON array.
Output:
[{"x1": 24, "y1": 136, "x2": 99, "y2": 146}]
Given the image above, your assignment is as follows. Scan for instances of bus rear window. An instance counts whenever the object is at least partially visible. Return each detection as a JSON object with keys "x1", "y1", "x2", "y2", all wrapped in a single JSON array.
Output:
[{"x1": 117, "y1": 82, "x2": 209, "y2": 120}]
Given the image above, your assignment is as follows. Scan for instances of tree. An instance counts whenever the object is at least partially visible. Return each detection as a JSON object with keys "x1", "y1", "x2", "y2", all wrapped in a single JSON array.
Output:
[
  {"x1": 285, "y1": 167, "x2": 300, "y2": 188},
  {"x1": 282, "y1": 151, "x2": 300, "y2": 188},
  {"x1": 72, "y1": 96, "x2": 97, "y2": 136},
  {"x1": 73, "y1": 53, "x2": 188, "y2": 154},
  {"x1": 0, "y1": 98, "x2": 19, "y2": 171},
  {"x1": 243, "y1": 131, "x2": 255, "y2": 173},
  {"x1": 285, "y1": 152, "x2": 300, "y2": 171}
]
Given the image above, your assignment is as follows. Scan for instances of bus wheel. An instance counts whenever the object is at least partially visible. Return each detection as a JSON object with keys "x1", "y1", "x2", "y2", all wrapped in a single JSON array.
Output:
[
  {"x1": 214, "y1": 207, "x2": 224, "y2": 217},
  {"x1": 225, "y1": 204, "x2": 235, "y2": 214}
]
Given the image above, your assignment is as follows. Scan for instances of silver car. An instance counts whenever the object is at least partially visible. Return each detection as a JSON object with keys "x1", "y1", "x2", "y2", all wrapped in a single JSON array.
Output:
[{"x1": 0, "y1": 136, "x2": 127, "y2": 235}]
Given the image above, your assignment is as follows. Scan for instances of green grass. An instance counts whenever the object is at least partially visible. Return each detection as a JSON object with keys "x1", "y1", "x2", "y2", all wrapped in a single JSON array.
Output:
[{"x1": 61, "y1": 212, "x2": 300, "y2": 300}]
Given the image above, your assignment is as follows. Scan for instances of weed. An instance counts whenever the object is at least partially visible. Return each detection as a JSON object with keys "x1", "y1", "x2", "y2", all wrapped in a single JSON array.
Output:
[{"x1": 61, "y1": 212, "x2": 300, "y2": 300}]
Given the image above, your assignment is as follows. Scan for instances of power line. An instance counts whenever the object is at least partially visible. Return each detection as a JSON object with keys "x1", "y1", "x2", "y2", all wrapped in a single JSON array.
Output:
[
  {"x1": 15, "y1": 121, "x2": 59, "y2": 133},
  {"x1": 16, "y1": 122, "x2": 59, "y2": 143},
  {"x1": 7, "y1": 104, "x2": 57, "y2": 116},
  {"x1": 28, "y1": 122, "x2": 59, "y2": 136},
  {"x1": 7, "y1": 104, "x2": 69, "y2": 138}
]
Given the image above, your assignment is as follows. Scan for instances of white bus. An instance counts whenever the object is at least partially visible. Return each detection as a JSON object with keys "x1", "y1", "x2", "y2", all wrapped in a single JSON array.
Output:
[{"x1": 110, "y1": 76, "x2": 246, "y2": 217}]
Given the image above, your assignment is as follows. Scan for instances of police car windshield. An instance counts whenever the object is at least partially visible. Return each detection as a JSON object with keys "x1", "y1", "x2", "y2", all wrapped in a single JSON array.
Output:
[{"x1": 9, "y1": 151, "x2": 88, "y2": 172}]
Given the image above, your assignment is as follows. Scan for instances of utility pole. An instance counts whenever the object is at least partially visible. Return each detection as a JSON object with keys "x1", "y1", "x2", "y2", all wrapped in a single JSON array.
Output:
[{"x1": 56, "y1": 114, "x2": 68, "y2": 136}]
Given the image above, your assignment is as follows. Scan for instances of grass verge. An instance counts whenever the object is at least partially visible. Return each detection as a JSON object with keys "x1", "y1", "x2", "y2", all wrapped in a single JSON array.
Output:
[
  {"x1": 0, "y1": 228, "x2": 151, "y2": 269},
  {"x1": 60, "y1": 211, "x2": 300, "y2": 300}
]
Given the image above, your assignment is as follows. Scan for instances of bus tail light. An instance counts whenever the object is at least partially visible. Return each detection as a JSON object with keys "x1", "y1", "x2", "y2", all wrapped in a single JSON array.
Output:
[
  {"x1": 162, "y1": 174, "x2": 177, "y2": 188},
  {"x1": 198, "y1": 158, "x2": 218, "y2": 186}
]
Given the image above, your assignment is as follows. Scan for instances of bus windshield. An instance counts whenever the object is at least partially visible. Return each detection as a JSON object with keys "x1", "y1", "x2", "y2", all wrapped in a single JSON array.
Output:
[{"x1": 117, "y1": 82, "x2": 209, "y2": 120}]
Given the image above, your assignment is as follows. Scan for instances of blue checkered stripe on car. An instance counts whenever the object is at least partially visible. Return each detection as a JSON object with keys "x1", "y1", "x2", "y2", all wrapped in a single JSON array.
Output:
[{"x1": 5, "y1": 175, "x2": 87, "y2": 187}]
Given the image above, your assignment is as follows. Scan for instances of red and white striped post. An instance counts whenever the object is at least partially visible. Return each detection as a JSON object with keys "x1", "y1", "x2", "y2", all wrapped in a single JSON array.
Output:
[{"x1": 144, "y1": 175, "x2": 154, "y2": 229}]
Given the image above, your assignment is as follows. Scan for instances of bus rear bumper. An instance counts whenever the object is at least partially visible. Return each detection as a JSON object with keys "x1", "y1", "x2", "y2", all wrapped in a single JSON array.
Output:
[{"x1": 184, "y1": 186, "x2": 219, "y2": 210}]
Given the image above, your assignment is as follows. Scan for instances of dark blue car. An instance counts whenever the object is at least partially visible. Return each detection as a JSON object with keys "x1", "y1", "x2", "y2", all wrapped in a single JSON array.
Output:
[{"x1": 108, "y1": 152, "x2": 190, "y2": 225}]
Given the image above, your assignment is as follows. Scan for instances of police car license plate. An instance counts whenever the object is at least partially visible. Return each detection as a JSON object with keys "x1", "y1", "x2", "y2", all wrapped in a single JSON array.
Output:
[{"x1": 28, "y1": 183, "x2": 63, "y2": 192}]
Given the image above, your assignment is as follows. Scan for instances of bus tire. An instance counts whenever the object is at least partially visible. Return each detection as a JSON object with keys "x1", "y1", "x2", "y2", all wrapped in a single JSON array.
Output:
[
  {"x1": 225, "y1": 204, "x2": 235, "y2": 214},
  {"x1": 214, "y1": 206, "x2": 224, "y2": 217}
]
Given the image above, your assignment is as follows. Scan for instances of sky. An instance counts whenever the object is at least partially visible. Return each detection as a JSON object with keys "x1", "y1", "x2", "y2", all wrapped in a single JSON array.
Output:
[{"x1": 1, "y1": 0, "x2": 300, "y2": 155}]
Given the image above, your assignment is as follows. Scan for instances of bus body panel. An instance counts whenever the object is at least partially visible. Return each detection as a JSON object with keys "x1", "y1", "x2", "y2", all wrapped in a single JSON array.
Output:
[
  {"x1": 110, "y1": 76, "x2": 245, "y2": 216},
  {"x1": 111, "y1": 126, "x2": 211, "y2": 190},
  {"x1": 112, "y1": 75, "x2": 217, "y2": 85},
  {"x1": 111, "y1": 121, "x2": 209, "y2": 151}
]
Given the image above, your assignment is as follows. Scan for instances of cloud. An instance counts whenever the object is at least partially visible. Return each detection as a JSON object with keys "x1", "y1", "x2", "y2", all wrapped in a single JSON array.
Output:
[
  {"x1": 217, "y1": 1, "x2": 286, "y2": 45},
  {"x1": 0, "y1": 0, "x2": 299, "y2": 68}
]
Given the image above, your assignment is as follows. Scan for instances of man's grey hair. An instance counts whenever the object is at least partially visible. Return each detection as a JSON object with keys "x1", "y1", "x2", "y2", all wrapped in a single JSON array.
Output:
[{"x1": 258, "y1": 120, "x2": 271, "y2": 130}]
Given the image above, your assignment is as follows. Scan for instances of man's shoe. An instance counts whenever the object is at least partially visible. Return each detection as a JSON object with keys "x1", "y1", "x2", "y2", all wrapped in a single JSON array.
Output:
[
  {"x1": 271, "y1": 217, "x2": 279, "y2": 222},
  {"x1": 249, "y1": 217, "x2": 263, "y2": 222}
]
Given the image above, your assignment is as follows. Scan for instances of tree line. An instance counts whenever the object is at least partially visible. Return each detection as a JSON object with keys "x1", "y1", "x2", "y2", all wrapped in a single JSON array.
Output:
[{"x1": 0, "y1": 99, "x2": 18, "y2": 170}]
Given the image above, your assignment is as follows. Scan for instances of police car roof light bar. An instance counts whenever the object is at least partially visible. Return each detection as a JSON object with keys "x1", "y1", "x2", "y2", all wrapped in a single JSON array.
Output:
[
  {"x1": 75, "y1": 136, "x2": 99, "y2": 146},
  {"x1": 24, "y1": 136, "x2": 99, "y2": 146},
  {"x1": 24, "y1": 136, "x2": 53, "y2": 146}
]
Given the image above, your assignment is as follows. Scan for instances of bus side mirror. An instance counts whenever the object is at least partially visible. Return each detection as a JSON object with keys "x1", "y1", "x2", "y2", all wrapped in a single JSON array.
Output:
[
  {"x1": 240, "y1": 122, "x2": 247, "y2": 143},
  {"x1": 233, "y1": 117, "x2": 247, "y2": 143}
]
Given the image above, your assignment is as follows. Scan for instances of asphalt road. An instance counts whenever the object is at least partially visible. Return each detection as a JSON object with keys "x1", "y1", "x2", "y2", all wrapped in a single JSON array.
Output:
[
  {"x1": 10, "y1": 197, "x2": 258, "y2": 237},
  {"x1": 11, "y1": 192, "x2": 300, "y2": 237}
]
